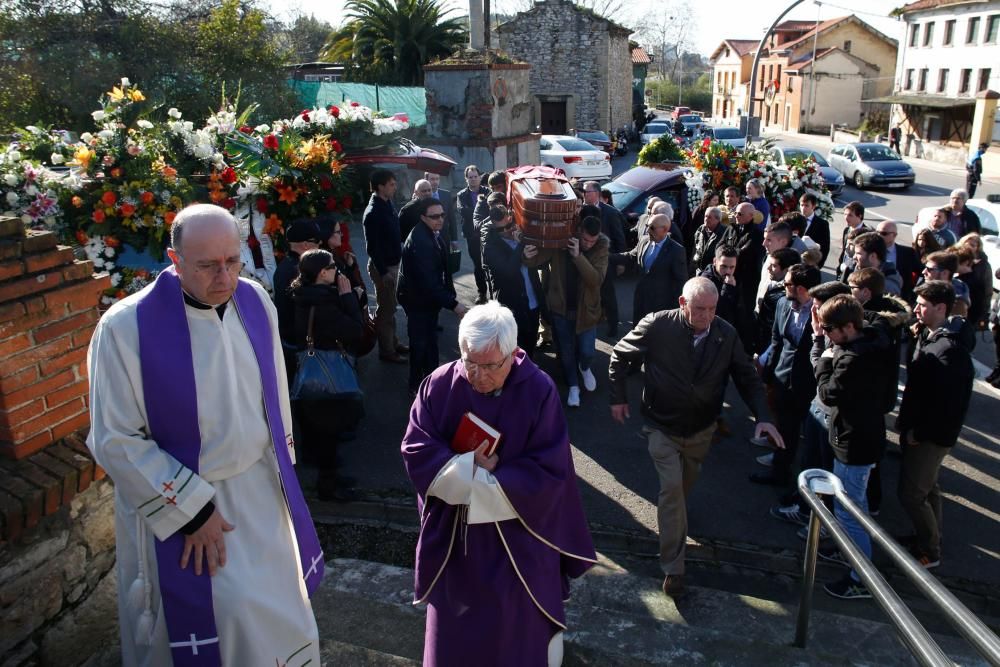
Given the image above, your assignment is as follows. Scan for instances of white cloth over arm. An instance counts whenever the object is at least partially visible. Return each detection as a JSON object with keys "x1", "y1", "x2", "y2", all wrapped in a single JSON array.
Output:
[{"x1": 427, "y1": 452, "x2": 518, "y2": 524}]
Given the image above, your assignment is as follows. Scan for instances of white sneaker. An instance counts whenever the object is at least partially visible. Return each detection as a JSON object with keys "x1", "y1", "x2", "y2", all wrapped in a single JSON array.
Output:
[
  {"x1": 756, "y1": 452, "x2": 774, "y2": 467},
  {"x1": 579, "y1": 365, "x2": 597, "y2": 392},
  {"x1": 567, "y1": 386, "x2": 581, "y2": 407}
]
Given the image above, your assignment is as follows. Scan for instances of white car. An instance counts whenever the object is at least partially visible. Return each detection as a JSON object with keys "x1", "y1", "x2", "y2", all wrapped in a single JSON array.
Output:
[
  {"x1": 702, "y1": 126, "x2": 746, "y2": 149},
  {"x1": 539, "y1": 135, "x2": 611, "y2": 180},
  {"x1": 640, "y1": 122, "x2": 670, "y2": 146},
  {"x1": 912, "y1": 195, "x2": 1000, "y2": 291}
]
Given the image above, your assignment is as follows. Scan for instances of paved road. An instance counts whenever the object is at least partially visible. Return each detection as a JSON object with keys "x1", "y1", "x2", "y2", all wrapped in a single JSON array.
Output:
[{"x1": 328, "y1": 147, "x2": 1000, "y2": 605}]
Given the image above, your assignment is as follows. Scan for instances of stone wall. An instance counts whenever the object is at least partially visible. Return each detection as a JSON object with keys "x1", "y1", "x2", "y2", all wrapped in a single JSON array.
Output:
[{"x1": 498, "y1": 0, "x2": 632, "y2": 132}]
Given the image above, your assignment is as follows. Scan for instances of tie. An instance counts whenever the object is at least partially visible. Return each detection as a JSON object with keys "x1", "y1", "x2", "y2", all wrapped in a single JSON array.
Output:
[
  {"x1": 433, "y1": 191, "x2": 440, "y2": 201},
  {"x1": 643, "y1": 242, "x2": 660, "y2": 272}
]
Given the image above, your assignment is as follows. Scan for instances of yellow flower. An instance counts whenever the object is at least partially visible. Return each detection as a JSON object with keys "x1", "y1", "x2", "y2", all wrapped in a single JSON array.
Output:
[
  {"x1": 109, "y1": 86, "x2": 126, "y2": 102},
  {"x1": 68, "y1": 146, "x2": 95, "y2": 169},
  {"x1": 128, "y1": 89, "x2": 146, "y2": 102}
]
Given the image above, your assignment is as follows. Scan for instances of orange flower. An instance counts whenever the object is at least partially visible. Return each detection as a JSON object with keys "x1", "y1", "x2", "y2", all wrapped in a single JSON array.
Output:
[
  {"x1": 101, "y1": 190, "x2": 117, "y2": 206},
  {"x1": 263, "y1": 214, "x2": 283, "y2": 236},
  {"x1": 75, "y1": 230, "x2": 89, "y2": 244},
  {"x1": 71, "y1": 196, "x2": 84, "y2": 208},
  {"x1": 93, "y1": 209, "x2": 106, "y2": 223},
  {"x1": 161, "y1": 165, "x2": 178, "y2": 182},
  {"x1": 329, "y1": 158, "x2": 343, "y2": 175},
  {"x1": 105, "y1": 236, "x2": 121, "y2": 248},
  {"x1": 140, "y1": 191, "x2": 155, "y2": 206},
  {"x1": 164, "y1": 211, "x2": 176, "y2": 226},
  {"x1": 110, "y1": 167, "x2": 122, "y2": 179},
  {"x1": 209, "y1": 189, "x2": 226, "y2": 203},
  {"x1": 276, "y1": 184, "x2": 299, "y2": 205},
  {"x1": 120, "y1": 202, "x2": 136, "y2": 217}
]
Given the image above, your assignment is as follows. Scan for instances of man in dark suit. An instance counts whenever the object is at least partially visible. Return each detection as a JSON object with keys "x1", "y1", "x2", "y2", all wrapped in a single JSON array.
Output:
[
  {"x1": 799, "y1": 193, "x2": 831, "y2": 268},
  {"x1": 583, "y1": 181, "x2": 626, "y2": 336},
  {"x1": 836, "y1": 201, "x2": 873, "y2": 282},
  {"x1": 611, "y1": 213, "x2": 687, "y2": 324},
  {"x1": 876, "y1": 221, "x2": 920, "y2": 302},
  {"x1": 399, "y1": 179, "x2": 434, "y2": 242},
  {"x1": 731, "y1": 202, "x2": 765, "y2": 348},
  {"x1": 455, "y1": 166, "x2": 491, "y2": 304},
  {"x1": 753, "y1": 263, "x2": 823, "y2": 487},
  {"x1": 397, "y1": 198, "x2": 470, "y2": 395},
  {"x1": 425, "y1": 171, "x2": 458, "y2": 247}
]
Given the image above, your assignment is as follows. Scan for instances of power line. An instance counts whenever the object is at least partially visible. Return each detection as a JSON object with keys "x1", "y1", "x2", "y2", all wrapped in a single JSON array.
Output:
[{"x1": 811, "y1": 0, "x2": 898, "y2": 21}]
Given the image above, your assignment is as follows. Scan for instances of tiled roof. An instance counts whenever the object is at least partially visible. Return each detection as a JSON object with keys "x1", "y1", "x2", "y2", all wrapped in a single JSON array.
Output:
[
  {"x1": 778, "y1": 16, "x2": 851, "y2": 50},
  {"x1": 775, "y1": 20, "x2": 821, "y2": 31},
  {"x1": 786, "y1": 47, "x2": 836, "y2": 71},
  {"x1": 898, "y1": 0, "x2": 975, "y2": 13},
  {"x1": 729, "y1": 40, "x2": 761, "y2": 56},
  {"x1": 631, "y1": 46, "x2": 651, "y2": 64}
]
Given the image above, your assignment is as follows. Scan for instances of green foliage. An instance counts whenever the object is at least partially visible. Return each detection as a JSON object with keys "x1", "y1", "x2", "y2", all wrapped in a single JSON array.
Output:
[
  {"x1": 636, "y1": 134, "x2": 686, "y2": 166},
  {"x1": 321, "y1": 0, "x2": 467, "y2": 86},
  {"x1": 644, "y1": 76, "x2": 713, "y2": 113},
  {"x1": 0, "y1": 0, "x2": 298, "y2": 133}
]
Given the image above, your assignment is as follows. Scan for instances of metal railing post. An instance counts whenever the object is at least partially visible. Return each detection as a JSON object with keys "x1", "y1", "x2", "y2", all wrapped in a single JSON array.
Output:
[{"x1": 794, "y1": 510, "x2": 822, "y2": 647}]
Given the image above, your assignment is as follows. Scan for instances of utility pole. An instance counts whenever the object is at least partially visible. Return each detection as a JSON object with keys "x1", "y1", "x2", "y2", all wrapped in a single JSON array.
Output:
[{"x1": 746, "y1": 0, "x2": 808, "y2": 139}]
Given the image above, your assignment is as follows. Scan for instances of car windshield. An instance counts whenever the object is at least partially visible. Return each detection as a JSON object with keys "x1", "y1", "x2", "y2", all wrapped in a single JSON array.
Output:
[
  {"x1": 578, "y1": 131, "x2": 609, "y2": 142},
  {"x1": 604, "y1": 181, "x2": 643, "y2": 211},
  {"x1": 783, "y1": 149, "x2": 830, "y2": 167},
  {"x1": 712, "y1": 128, "x2": 742, "y2": 139},
  {"x1": 553, "y1": 138, "x2": 598, "y2": 152},
  {"x1": 679, "y1": 115, "x2": 702, "y2": 123},
  {"x1": 644, "y1": 123, "x2": 668, "y2": 134},
  {"x1": 857, "y1": 145, "x2": 900, "y2": 162}
]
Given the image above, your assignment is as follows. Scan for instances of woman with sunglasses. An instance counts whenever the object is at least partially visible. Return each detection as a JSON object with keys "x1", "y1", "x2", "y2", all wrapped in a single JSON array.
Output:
[{"x1": 290, "y1": 249, "x2": 366, "y2": 501}]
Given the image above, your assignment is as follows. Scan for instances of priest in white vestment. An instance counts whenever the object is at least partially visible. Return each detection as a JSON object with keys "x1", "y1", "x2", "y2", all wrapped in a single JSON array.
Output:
[{"x1": 87, "y1": 204, "x2": 323, "y2": 666}]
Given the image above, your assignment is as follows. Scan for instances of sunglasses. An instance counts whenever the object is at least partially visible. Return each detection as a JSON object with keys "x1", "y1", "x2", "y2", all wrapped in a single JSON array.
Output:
[
  {"x1": 820, "y1": 323, "x2": 837, "y2": 333},
  {"x1": 878, "y1": 231, "x2": 895, "y2": 236},
  {"x1": 425, "y1": 213, "x2": 446, "y2": 220}
]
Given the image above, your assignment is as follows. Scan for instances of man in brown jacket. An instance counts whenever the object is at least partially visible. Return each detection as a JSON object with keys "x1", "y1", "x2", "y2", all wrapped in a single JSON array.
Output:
[{"x1": 525, "y1": 216, "x2": 608, "y2": 407}]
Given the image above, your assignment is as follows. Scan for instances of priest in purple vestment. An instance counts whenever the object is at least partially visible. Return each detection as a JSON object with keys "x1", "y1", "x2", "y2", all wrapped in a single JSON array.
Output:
[{"x1": 401, "y1": 301, "x2": 596, "y2": 666}]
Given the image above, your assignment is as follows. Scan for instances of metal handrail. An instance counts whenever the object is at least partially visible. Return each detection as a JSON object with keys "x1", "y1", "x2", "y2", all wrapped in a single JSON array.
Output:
[{"x1": 795, "y1": 468, "x2": 1000, "y2": 667}]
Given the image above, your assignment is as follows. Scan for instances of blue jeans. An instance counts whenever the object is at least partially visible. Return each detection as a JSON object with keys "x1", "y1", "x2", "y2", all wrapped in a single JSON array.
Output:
[
  {"x1": 550, "y1": 314, "x2": 596, "y2": 389},
  {"x1": 834, "y1": 459, "x2": 874, "y2": 582}
]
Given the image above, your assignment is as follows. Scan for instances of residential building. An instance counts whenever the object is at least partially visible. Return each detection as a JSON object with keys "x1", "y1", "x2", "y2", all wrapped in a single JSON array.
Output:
[
  {"x1": 709, "y1": 39, "x2": 760, "y2": 122},
  {"x1": 632, "y1": 44, "x2": 653, "y2": 123},
  {"x1": 876, "y1": 0, "x2": 999, "y2": 163}
]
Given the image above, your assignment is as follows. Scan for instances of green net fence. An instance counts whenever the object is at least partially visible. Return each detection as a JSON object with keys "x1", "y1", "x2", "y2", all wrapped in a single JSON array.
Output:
[{"x1": 288, "y1": 81, "x2": 427, "y2": 126}]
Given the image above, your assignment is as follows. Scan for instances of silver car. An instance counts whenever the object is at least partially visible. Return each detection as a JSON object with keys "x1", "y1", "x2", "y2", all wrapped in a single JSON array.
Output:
[
  {"x1": 827, "y1": 142, "x2": 915, "y2": 190},
  {"x1": 769, "y1": 146, "x2": 845, "y2": 196}
]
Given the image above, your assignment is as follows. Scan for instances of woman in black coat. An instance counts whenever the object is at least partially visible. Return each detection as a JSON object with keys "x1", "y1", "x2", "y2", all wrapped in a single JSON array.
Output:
[{"x1": 290, "y1": 249, "x2": 365, "y2": 501}]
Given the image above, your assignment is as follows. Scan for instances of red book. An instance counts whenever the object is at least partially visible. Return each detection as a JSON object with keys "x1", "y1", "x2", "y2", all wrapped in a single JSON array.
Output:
[{"x1": 451, "y1": 412, "x2": 502, "y2": 457}]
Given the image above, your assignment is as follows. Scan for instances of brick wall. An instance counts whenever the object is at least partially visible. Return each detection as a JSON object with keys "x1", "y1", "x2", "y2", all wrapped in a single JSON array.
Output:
[{"x1": 0, "y1": 216, "x2": 109, "y2": 460}]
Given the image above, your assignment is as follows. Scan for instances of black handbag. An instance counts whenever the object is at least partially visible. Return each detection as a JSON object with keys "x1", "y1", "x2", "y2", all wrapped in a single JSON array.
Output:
[{"x1": 291, "y1": 306, "x2": 362, "y2": 401}]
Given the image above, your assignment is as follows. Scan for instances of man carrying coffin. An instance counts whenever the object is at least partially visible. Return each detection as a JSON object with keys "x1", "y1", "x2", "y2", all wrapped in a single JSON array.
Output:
[
  {"x1": 87, "y1": 204, "x2": 323, "y2": 666},
  {"x1": 401, "y1": 301, "x2": 596, "y2": 666}
]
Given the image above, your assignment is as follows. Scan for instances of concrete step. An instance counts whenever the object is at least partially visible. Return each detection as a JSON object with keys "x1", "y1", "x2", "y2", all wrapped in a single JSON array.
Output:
[{"x1": 313, "y1": 556, "x2": 989, "y2": 666}]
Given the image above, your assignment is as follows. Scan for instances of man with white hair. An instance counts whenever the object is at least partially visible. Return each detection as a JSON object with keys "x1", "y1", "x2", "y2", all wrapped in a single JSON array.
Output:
[
  {"x1": 399, "y1": 178, "x2": 435, "y2": 242},
  {"x1": 401, "y1": 301, "x2": 596, "y2": 666},
  {"x1": 943, "y1": 189, "x2": 982, "y2": 239},
  {"x1": 87, "y1": 204, "x2": 323, "y2": 665},
  {"x1": 610, "y1": 210, "x2": 687, "y2": 325},
  {"x1": 608, "y1": 277, "x2": 782, "y2": 597}
]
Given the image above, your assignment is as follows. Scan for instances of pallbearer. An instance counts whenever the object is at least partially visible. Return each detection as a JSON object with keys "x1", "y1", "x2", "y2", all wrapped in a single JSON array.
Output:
[
  {"x1": 401, "y1": 301, "x2": 596, "y2": 666},
  {"x1": 87, "y1": 204, "x2": 322, "y2": 666}
]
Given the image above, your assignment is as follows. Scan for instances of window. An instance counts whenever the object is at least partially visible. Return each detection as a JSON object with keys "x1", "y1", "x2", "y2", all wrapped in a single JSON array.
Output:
[
  {"x1": 918, "y1": 68, "x2": 928, "y2": 91},
  {"x1": 905, "y1": 69, "x2": 915, "y2": 90},
  {"x1": 979, "y1": 68, "x2": 992, "y2": 92},
  {"x1": 960, "y1": 68, "x2": 973, "y2": 94},
  {"x1": 937, "y1": 69, "x2": 949, "y2": 93},
  {"x1": 923, "y1": 22, "x2": 935, "y2": 46},
  {"x1": 910, "y1": 24, "x2": 919, "y2": 47},
  {"x1": 776, "y1": 64, "x2": 782, "y2": 82},
  {"x1": 760, "y1": 65, "x2": 766, "y2": 90},
  {"x1": 967, "y1": 16, "x2": 981, "y2": 44},
  {"x1": 843, "y1": 40, "x2": 852, "y2": 53},
  {"x1": 987, "y1": 15, "x2": 999, "y2": 43},
  {"x1": 944, "y1": 20, "x2": 955, "y2": 45}
]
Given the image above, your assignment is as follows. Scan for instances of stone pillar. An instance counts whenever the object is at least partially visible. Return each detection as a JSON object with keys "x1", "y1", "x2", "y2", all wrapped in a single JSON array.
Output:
[
  {"x1": 970, "y1": 89, "x2": 998, "y2": 156},
  {"x1": 469, "y1": 0, "x2": 485, "y2": 51}
]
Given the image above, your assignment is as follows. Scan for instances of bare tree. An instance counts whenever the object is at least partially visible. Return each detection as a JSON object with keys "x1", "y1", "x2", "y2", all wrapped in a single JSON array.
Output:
[{"x1": 636, "y1": 0, "x2": 698, "y2": 83}]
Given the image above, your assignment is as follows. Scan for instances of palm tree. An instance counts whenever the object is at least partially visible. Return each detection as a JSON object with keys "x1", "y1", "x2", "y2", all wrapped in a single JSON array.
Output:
[{"x1": 322, "y1": 0, "x2": 467, "y2": 86}]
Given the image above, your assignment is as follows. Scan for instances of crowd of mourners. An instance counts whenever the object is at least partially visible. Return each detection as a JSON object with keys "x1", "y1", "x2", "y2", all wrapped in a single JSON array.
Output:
[{"x1": 271, "y1": 164, "x2": 990, "y2": 604}]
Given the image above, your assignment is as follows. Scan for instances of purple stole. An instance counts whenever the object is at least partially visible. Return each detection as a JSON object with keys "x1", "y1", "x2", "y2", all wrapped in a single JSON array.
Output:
[{"x1": 136, "y1": 267, "x2": 323, "y2": 666}]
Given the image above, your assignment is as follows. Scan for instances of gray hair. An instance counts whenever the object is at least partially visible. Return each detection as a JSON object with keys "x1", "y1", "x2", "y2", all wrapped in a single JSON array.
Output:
[
  {"x1": 705, "y1": 205, "x2": 723, "y2": 221},
  {"x1": 413, "y1": 179, "x2": 433, "y2": 197},
  {"x1": 651, "y1": 201, "x2": 674, "y2": 222},
  {"x1": 950, "y1": 189, "x2": 968, "y2": 202},
  {"x1": 682, "y1": 276, "x2": 719, "y2": 302},
  {"x1": 458, "y1": 301, "x2": 518, "y2": 357},
  {"x1": 170, "y1": 203, "x2": 238, "y2": 252},
  {"x1": 583, "y1": 180, "x2": 600, "y2": 193}
]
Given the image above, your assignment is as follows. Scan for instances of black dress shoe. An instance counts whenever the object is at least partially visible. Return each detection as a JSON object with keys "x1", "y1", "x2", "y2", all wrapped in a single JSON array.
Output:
[{"x1": 749, "y1": 472, "x2": 787, "y2": 486}]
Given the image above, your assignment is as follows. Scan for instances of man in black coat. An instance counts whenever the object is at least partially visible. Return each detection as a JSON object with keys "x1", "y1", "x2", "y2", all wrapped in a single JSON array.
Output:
[
  {"x1": 896, "y1": 280, "x2": 975, "y2": 569},
  {"x1": 610, "y1": 213, "x2": 687, "y2": 325},
  {"x1": 398, "y1": 179, "x2": 434, "y2": 243},
  {"x1": 363, "y1": 168, "x2": 408, "y2": 363},
  {"x1": 481, "y1": 205, "x2": 544, "y2": 357},
  {"x1": 799, "y1": 192, "x2": 831, "y2": 267},
  {"x1": 836, "y1": 201, "x2": 873, "y2": 282},
  {"x1": 698, "y1": 245, "x2": 740, "y2": 326},
  {"x1": 397, "y1": 198, "x2": 470, "y2": 394},
  {"x1": 754, "y1": 263, "x2": 823, "y2": 487},
  {"x1": 455, "y1": 165, "x2": 491, "y2": 304},
  {"x1": 583, "y1": 183, "x2": 626, "y2": 336},
  {"x1": 425, "y1": 171, "x2": 458, "y2": 246},
  {"x1": 731, "y1": 202, "x2": 765, "y2": 349},
  {"x1": 690, "y1": 205, "x2": 734, "y2": 274},
  {"x1": 876, "y1": 221, "x2": 920, "y2": 303}
]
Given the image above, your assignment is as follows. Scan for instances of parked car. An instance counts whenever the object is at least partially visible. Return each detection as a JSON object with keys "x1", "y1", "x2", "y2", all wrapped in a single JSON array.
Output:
[
  {"x1": 603, "y1": 166, "x2": 690, "y2": 248},
  {"x1": 574, "y1": 129, "x2": 615, "y2": 155},
  {"x1": 769, "y1": 146, "x2": 845, "y2": 196},
  {"x1": 912, "y1": 195, "x2": 1000, "y2": 291},
  {"x1": 640, "y1": 121, "x2": 670, "y2": 146},
  {"x1": 702, "y1": 126, "x2": 746, "y2": 150},
  {"x1": 827, "y1": 142, "x2": 915, "y2": 190},
  {"x1": 677, "y1": 114, "x2": 704, "y2": 137},
  {"x1": 539, "y1": 135, "x2": 612, "y2": 180},
  {"x1": 671, "y1": 106, "x2": 691, "y2": 120}
]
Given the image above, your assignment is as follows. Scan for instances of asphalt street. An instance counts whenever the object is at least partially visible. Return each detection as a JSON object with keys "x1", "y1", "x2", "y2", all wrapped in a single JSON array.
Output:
[{"x1": 330, "y1": 142, "x2": 1000, "y2": 613}]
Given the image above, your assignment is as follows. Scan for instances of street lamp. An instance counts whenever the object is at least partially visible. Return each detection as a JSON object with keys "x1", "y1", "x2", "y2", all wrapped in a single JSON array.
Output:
[{"x1": 746, "y1": 0, "x2": 808, "y2": 139}]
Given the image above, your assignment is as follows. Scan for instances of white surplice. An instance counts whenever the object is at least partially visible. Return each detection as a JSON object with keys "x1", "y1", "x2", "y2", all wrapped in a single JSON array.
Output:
[{"x1": 87, "y1": 280, "x2": 320, "y2": 667}]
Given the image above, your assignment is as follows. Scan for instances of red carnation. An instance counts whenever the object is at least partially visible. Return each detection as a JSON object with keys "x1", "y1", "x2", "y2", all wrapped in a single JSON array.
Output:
[
  {"x1": 318, "y1": 174, "x2": 332, "y2": 190},
  {"x1": 300, "y1": 110, "x2": 310, "y2": 122},
  {"x1": 325, "y1": 196, "x2": 338, "y2": 211},
  {"x1": 256, "y1": 197, "x2": 269, "y2": 213},
  {"x1": 222, "y1": 197, "x2": 236, "y2": 210},
  {"x1": 239, "y1": 125, "x2": 253, "y2": 134},
  {"x1": 263, "y1": 134, "x2": 279, "y2": 150},
  {"x1": 220, "y1": 166, "x2": 237, "y2": 184},
  {"x1": 342, "y1": 195, "x2": 352, "y2": 210},
  {"x1": 329, "y1": 105, "x2": 340, "y2": 118},
  {"x1": 350, "y1": 102, "x2": 360, "y2": 107},
  {"x1": 330, "y1": 139, "x2": 342, "y2": 153}
]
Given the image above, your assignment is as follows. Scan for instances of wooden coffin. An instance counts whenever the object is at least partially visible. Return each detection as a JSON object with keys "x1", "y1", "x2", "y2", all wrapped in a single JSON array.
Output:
[{"x1": 510, "y1": 177, "x2": 579, "y2": 248}]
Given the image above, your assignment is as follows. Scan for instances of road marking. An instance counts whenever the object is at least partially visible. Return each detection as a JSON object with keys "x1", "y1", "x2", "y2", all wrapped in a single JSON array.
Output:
[{"x1": 908, "y1": 186, "x2": 939, "y2": 195}]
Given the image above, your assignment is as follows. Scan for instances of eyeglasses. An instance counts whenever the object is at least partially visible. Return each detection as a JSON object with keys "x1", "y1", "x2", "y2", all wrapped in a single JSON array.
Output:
[
  {"x1": 425, "y1": 213, "x2": 446, "y2": 220},
  {"x1": 923, "y1": 265, "x2": 942, "y2": 273},
  {"x1": 183, "y1": 256, "x2": 244, "y2": 276},
  {"x1": 878, "y1": 231, "x2": 896, "y2": 236},
  {"x1": 462, "y1": 356, "x2": 509, "y2": 373},
  {"x1": 820, "y1": 323, "x2": 837, "y2": 333}
]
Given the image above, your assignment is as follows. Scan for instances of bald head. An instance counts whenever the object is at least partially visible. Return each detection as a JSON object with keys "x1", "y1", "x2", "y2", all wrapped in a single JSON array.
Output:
[
  {"x1": 647, "y1": 213, "x2": 671, "y2": 243},
  {"x1": 413, "y1": 179, "x2": 433, "y2": 199},
  {"x1": 167, "y1": 204, "x2": 242, "y2": 305},
  {"x1": 876, "y1": 221, "x2": 898, "y2": 247},
  {"x1": 735, "y1": 202, "x2": 756, "y2": 224}
]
